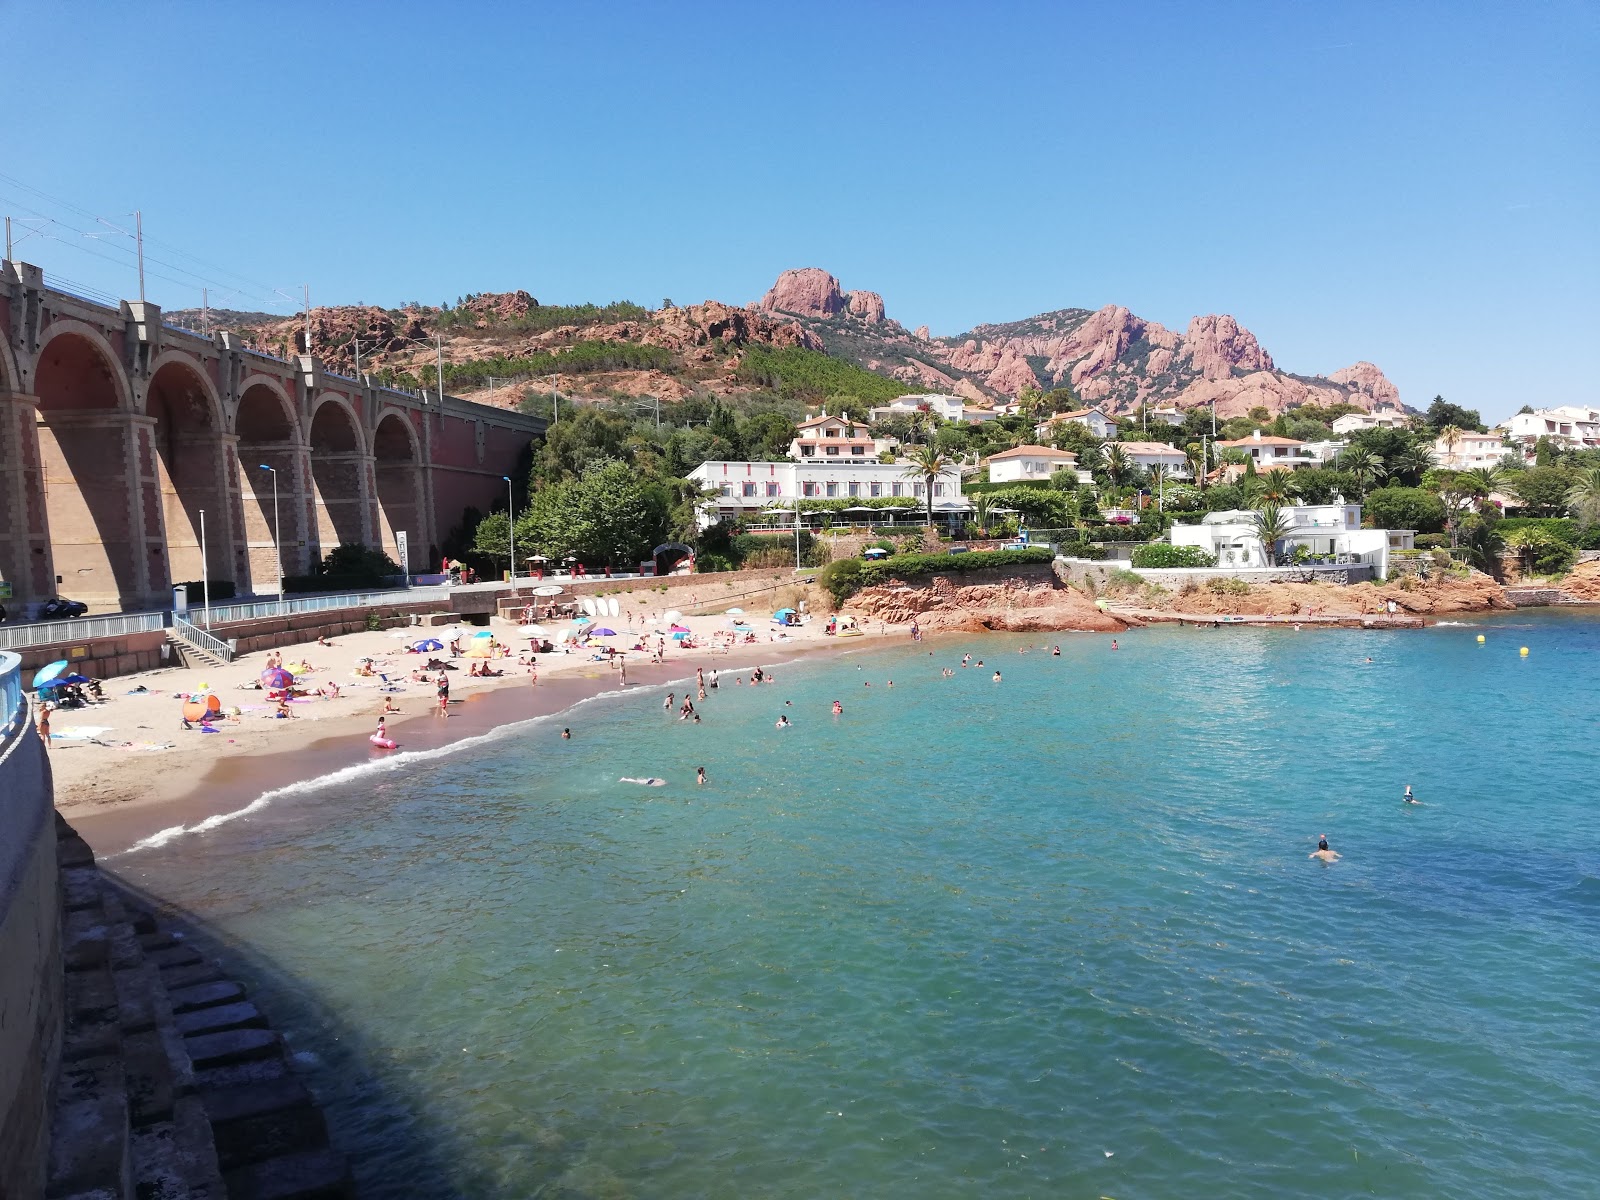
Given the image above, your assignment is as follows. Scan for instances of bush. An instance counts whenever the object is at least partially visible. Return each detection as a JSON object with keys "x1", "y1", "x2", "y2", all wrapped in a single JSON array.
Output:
[
  {"x1": 1496, "y1": 517, "x2": 1600, "y2": 549},
  {"x1": 817, "y1": 557, "x2": 863, "y2": 604},
  {"x1": 1055, "y1": 538, "x2": 1107, "y2": 560},
  {"x1": 1207, "y1": 577, "x2": 1251, "y2": 596},
  {"x1": 1364, "y1": 487, "x2": 1448, "y2": 534},
  {"x1": 1503, "y1": 528, "x2": 1578, "y2": 576},
  {"x1": 1130, "y1": 543, "x2": 1216, "y2": 568},
  {"x1": 1413, "y1": 533, "x2": 1450, "y2": 550},
  {"x1": 1082, "y1": 524, "x2": 1150, "y2": 543}
]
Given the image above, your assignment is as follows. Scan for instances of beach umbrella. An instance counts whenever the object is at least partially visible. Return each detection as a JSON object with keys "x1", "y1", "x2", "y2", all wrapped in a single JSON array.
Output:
[
  {"x1": 663, "y1": 609, "x2": 682, "y2": 622},
  {"x1": 32, "y1": 660, "x2": 69, "y2": 688},
  {"x1": 590, "y1": 627, "x2": 617, "y2": 637},
  {"x1": 519, "y1": 624, "x2": 549, "y2": 637},
  {"x1": 773, "y1": 608, "x2": 796, "y2": 618},
  {"x1": 671, "y1": 631, "x2": 689, "y2": 640},
  {"x1": 725, "y1": 607, "x2": 744, "y2": 615},
  {"x1": 532, "y1": 584, "x2": 564, "y2": 597},
  {"x1": 260, "y1": 666, "x2": 295, "y2": 690},
  {"x1": 472, "y1": 630, "x2": 494, "y2": 639},
  {"x1": 410, "y1": 638, "x2": 443, "y2": 652},
  {"x1": 573, "y1": 615, "x2": 592, "y2": 625},
  {"x1": 39, "y1": 672, "x2": 93, "y2": 690}
]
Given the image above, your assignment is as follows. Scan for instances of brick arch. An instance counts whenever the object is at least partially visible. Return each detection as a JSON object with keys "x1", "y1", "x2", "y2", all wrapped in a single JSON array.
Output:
[
  {"x1": 235, "y1": 377, "x2": 307, "y2": 593},
  {"x1": 372, "y1": 409, "x2": 423, "y2": 570},
  {"x1": 0, "y1": 325, "x2": 17, "y2": 393},
  {"x1": 308, "y1": 396, "x2": 369, "y2": 554},
  {"x1": 142, "y1": 353, "x2": 232, "y2": 590},
  {"x1": 31, "y1": 320, "x2": 133, "y2": 412}
]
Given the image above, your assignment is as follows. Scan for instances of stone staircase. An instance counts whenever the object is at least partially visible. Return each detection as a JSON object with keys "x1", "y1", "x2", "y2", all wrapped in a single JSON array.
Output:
[
  {"x1": 46, "y1": 818, "x2": 351, "y2": 1199},
  {"x1": 162, "y1": 634, "x2": 229, "y2": 671}
]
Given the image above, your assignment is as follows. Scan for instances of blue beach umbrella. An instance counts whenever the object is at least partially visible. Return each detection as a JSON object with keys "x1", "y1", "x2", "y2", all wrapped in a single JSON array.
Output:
[
  {"x1": 410, "y1": 638, "x2": 443, "y2": 652},
  {"x1": 671, "y1": 631, "x2": 689, "y2": 640},
  {"x1": 590, "y1": 627, "x2": 617, "y2": 637},
  {"x1": 574, "y1": 615, "x2": 592, "y2": 625},
  {"x1": 40, "y1": 673, "x2": 92, "y2": 690},
  {"x1": 32, "y1": 660, "x2": 69, "y2": 688}
]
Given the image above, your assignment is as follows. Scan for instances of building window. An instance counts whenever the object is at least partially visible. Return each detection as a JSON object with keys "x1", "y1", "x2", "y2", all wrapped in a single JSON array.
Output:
[
  {"x1": 766, "y1": 482, "x2": 780, "y2": 497},
  {"x1": 870, "y1": 482, "x2": 883, "y2": 497},
  {"x1": 892, "y1": 483, "x2": 904, "y2": 497},
  {"x1": 848, "y1": 482, "x2": 861, "y2": 497},
  {"x1": 852, "y1": 445, "x2": 866, "y2": 455},
  {"x1": 802, "y1": 482, "x2": 817, "y2": 497},
  {"x1": 720, "y1": 485, "x2": 733, "y2": 497},
  {"x1": 742, "y1": 482, "x2": 757, "y2": 497},
  {"x1": 913, "y1": 483, "x2": 925, "y2": 497},
  {"x1": 825, "y1": 446, "x2": 840, "y2": 456},
  {"x1": 826, "y1": 482, "x2": 839, "y2": 497},
  {"x1": 801, "y1": 444, "x2": 814, "y2": 456},
  {"x1": 934, "y1": 482, "x2": 946, "y2": 497}
]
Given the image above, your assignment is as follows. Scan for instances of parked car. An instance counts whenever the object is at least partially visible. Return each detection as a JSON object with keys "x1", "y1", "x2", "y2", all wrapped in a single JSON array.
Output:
[{"x1": 38, "y1": 596, "x2": 89, "y2": 620}]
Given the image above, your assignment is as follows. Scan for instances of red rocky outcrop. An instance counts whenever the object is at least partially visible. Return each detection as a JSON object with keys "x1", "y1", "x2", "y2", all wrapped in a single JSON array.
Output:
[
  {"x1": 759, "y1": 268, "x2": 847, "y2": 317},
  {"x1": 846, "y1": 290, "x2": 886, "y2": 323}
]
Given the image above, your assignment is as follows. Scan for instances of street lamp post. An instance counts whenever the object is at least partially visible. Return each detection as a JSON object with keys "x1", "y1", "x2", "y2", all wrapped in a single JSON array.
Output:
[
  {"x1": 258, "y1": 465, "x2": 282, "y2": 611},
  {"x1": 198, "y1": 507, "x2": 210, "y2": 628},
  {"x1": 503, "y1": 475, "x2": 517, "y2": 592}
]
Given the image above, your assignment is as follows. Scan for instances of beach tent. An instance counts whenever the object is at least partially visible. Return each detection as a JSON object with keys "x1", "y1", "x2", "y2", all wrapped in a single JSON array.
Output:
[
  {"x1": 772, "y1": 608, "x2": 799, "y2": 626},
  {"x1": 472, "y1": 630, "x2": 494, "y2": 639},
  {"x1": 32, "y1": 660, "x2": 69, "y2": 688}
]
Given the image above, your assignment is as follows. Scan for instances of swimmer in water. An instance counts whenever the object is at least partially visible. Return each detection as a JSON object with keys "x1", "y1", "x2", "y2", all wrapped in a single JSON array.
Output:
[
  {"x1": 993, "y1": 670, "x2": 1002, "y2": 682},
  {"x1": 621, "y1": 777, "x2": 667, "y2": 787},
  {"x1": 1051, "y1": 645, "x2": 1061, "y2": 656},
  {"x1": 696, "y1": 766, "x2": 706, "y2": 786},
  {"x1": 775, "y1": 715, "x2": 791, "y2": 728},
  {"x1": 831, "y1": 700, "x2": 843, "y2": 715},
  {"x1": 1309, "y1": 834, "x2": 1341, "y2": 862},
  {"x1": 664, "y1": 692, "x2": 675, "y2": 710},
  {"x1": 1403, "y1": 785, "x2": 1418, "y2": 804},
  {"x1": 1111, "y1": 639, "x2": 1119, "y2": 650},
  {"x1": 561, "y1": 728, "x2": 571, "y2": 739}
]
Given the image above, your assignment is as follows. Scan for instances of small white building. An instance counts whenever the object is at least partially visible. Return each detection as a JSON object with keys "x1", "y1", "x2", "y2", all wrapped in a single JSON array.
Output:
[
  {"x1": 1147, "y1": 407, "x2": 1185, "y2": 427},
  {"x1": 1331, "y1": 408, "x2": 1410, "y2": 435},
  {"x1": 1432, "y1": 431, "x2": 1509, "y2": 470},
  {"x1": 868, "y1": 394, "x2": 998, "y2": 425},
  {"x1": 1117, "y1": 440, "x2": 1191, "y2": 478},
  {"x1": 985, "y1": 444, "x2": 1082, "y2": 484},
  {"x1": 1036, "y1": 406, "x2": 1119, "y2": 442},
  {"x1": 1169, "y1": 504, "x2": 1414, "y2": 575},
  {"x1": 1497, "y1": 406, "x2": 1600, "y2": 457},
  {"x1": 1216, "y1": 431, "x2": 1317, "y2": 469},
  {"x1": 1300, "y1": 439, "x2": 1347, "y2": 465}
]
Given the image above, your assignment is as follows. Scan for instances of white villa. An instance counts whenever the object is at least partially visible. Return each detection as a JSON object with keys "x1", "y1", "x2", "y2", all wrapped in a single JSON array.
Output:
[
  {"x1": 1432, "y1": 431, "x2": 1509, "y2": 470},
  {"x1": 1331, "y1": 408, "x2": 1410, "y2": 435},
  {"x1": 1300, "y1": 439, "x2": 1347, "y2": 465},
  {"x1": 786, "y1": 414, "x2": 897, "y2": 462},
  {"x1": 690, "y1": 457, "x2": 965, "y2": 530},
  {"x1": 1036, "y1": 406, "x2": 1118, "y2": 441},
  {"x1": 1118, "y1": 440, "x2": 1191, "y2": 477},
  {"x1": 1169, "y1": 504, "x2": 1414, "y2": 575},
  {"x1": 867, "y1": 394, "x2": 997, "y2": 424},
  {"x1": 1147, "y1": 407, "x2": 1185, "y2": 427},
  {"x1": 985, "y1": 444, "x2": 1085, "y2": 484},
  {"x1": 1497, "y1": 406, "x2": 1600, "y2": 457},
  {"x1": 1216, "y1": 431, "x2": 1317, "y2": 469}
]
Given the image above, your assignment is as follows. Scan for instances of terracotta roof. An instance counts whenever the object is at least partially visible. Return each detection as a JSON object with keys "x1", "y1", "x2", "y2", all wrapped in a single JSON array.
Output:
[
  {"x1": 796, "y1": 415, "x2": 870, "y2": 432},
  {"x1": 1117, "y1": 441, "x2": 1188, "y2": 456},
  {"x1": 1216, "y1": 435, "x2": 1306, "y2": 447},
  {"x1": 987, "y1": 444, "x2": 1078, "y2": 461},
  {"x1": 1051, "y1": 407, "x2": 1110, "y2": 421}
]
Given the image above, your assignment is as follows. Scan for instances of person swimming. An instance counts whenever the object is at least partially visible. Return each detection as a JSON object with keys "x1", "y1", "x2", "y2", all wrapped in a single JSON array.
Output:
[
  {"x1": 696, "y1": 766, "x2": 706, "y2": 786},
  {"x1": 1051, "y1": 645, "x2": 1061, "y2": 656},
  {"x1": 831, "y1": 700, "x2": 843, "y2": 715},
  {"x1": 992, "y1": 670, "x2": 1002, "y2": 682},
  {"x1": 775, "y1": 715, "x2": 791, "y2": 728},
  {"x1": 1310, "y1": 834, "x2": 1341, "y2": 862},
  {"x1": 1403, "y1": 785, "x2": 1418, "y2": 804},
  {"x1": 561, "y1": 728, "x2": 571, "y2": 739}
]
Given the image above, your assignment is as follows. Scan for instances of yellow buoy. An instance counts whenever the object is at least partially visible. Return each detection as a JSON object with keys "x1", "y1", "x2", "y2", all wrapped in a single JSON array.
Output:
[
  {"x1": 1476, "y1": 634, "x2": 1485, "y2": 643},
  {"x1": 1520, "y1": 646, "x2": 1530, "y2": 657}
]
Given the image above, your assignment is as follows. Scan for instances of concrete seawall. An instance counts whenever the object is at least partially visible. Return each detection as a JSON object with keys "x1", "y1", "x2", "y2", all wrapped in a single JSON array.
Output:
[{"x1": 0, "y1": 657, "x2": 61, "y2": 1200}]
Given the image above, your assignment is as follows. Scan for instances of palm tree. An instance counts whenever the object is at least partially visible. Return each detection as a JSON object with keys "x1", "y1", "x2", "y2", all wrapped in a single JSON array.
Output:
[
  {"x1": 1100, "y1": 443, "x2": 1135, "y2": 488},
  {"x1": 1438, "y1": 424, "x2": 1464, "y2": 468},
  {"x1": 1461, "y1": 465, "x2": 1506, "y2": 514},
  {"x1": 1567, "y1": 466, "x2": 1600, "y2": 526},
  {"x1": 1391, "y1": 444, "x2": 1435, "y2": 486},
  {"x1": 1339, "y1": 447, "x2": 1388, "y2": 497},
  {"x1": 973, "y1": 492, "x2": 994, "y2": 536},
  {"x1": 1258, "y1": 468, "x2": 1298, "y2": 503},
  {"x1": 1184, "y1": 441, "x2": 1208, "y2": 488},
  {"x1": 1251, "y1": 502, "x2": 1294, "y2": 566},
  {"x1": 901, "y1": 444, "x2": 953, "y2": 528}
]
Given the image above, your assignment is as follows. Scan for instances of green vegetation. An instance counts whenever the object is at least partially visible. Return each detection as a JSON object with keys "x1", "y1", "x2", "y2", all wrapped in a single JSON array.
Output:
[
  {"x1": 1130, "y1": 543, "x2": 1216, "y2": 568},
  {"x1": 434, "y1": 298, "x2": 651, "y2": 334},
  {"x1": 1502, "y1": 527, "x2": 1577, "y2": 576},
  {"x1": 284, "y1": 542, "x2": 403, "y2": 593},
  {"x1": 735, "y1": 345, "x2": 919, "y2": 405},
  {"x1": 1364, "y1": 487, "x2": 1448, "y2": 535}
]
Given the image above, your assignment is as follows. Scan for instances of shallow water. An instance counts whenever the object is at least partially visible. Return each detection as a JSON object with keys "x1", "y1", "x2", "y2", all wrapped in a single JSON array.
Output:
[{"x1": 112, "y1": 614, "x2": 1600, "y2": 1198}]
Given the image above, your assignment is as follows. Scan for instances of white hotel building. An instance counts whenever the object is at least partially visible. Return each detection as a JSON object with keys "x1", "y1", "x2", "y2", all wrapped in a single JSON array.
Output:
[{"x1": 688, "y1": 414, "x2": 965, "y2": 529}]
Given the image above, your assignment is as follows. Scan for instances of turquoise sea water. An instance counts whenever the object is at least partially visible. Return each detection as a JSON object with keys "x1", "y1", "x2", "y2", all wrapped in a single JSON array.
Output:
[{"x1": 111, "y1": 613, "x2": 1600, "y2": 1199}]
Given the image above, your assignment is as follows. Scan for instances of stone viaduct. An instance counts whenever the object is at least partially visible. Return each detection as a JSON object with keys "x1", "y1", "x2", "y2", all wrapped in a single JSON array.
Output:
[{"x1": 0, "y1": 261, "x2": 544, "y2": 611}]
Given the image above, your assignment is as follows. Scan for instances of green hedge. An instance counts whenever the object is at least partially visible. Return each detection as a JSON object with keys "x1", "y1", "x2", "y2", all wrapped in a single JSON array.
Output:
[
  {"x1": 1497, "y1": 517, "x2": 1600, "y2": 550},
  {"x1": 1130, "y1": 543, "x2": 1216, "y2": 568},
  {"x1": 819, "y1": 547, "x2": 1054, "y2": 602},
  {"x1": 963, "y1": 479, "x2": 1055, "y2": 495}
]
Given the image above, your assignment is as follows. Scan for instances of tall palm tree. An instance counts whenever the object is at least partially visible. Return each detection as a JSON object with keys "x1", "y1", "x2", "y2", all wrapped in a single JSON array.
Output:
[
  {"x1": 1461, "y1": 465, "x2": 1506, "y2": 514},
  {"x1": 901, "y1": 444, "x2": 953, "y2": 528},
  {"x1": 1251, "y1": 502, "x2": 1294, "y2": 567},
  {"x1": 1438, "y1": 424, "x2": 1464, "y2": 468},
  {"x1": 1184, "y1": 441, "x2": 1208, "y2": 488},
  {"x1": 1339, "y1": 448, "x2": 1388, "y2": 497},
  {"x1": 1258, "y1": 468, "x2": 1298, "y2": 503},
  {"x1": 973, "y1": 492, "x2": 994, "y2": 536},
  {"x1": 1567, "y1": 466, "x2": 1600, "y2": 526}
]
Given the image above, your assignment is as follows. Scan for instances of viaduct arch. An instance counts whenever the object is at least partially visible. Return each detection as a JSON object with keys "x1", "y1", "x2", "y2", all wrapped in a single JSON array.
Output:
[{"x1": 0, "y1": 262, "x2": 544, "y2": 611}]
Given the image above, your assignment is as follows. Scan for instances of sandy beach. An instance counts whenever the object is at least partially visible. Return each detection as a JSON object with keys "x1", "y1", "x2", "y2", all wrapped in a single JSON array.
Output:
[{"x1": 49, "y1": 597, "x2": 904, "y2": 855}]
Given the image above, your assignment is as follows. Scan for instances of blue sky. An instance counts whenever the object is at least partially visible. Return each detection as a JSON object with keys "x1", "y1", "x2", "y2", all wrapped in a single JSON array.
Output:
[{"x1": 7, "y1": 1, "x2": 1595, "y2": 421}]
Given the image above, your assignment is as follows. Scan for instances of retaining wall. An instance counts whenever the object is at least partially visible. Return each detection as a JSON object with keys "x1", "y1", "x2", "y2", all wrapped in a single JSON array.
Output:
[
  {"x1": 0, "y1": 701, "x2": 60, "y2": 1200},
  {"x1": 12, "y1": 632, "x2": 170, "y2": 683},
  {"x1": 208, "y1": 601, "x2": 451, "y2": 656},
  {"x1": 1055, "y1": 559, "x2": 1371, "y2": 589}
]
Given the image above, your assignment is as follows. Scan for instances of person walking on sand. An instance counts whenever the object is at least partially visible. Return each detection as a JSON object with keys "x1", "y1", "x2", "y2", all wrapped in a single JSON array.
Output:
[
  {"x1": 36, "y1": 701, "x2": 50, "y2": 750},
  {"x1": 435, "y1": 671, "x2": 450, "y2": 717}
]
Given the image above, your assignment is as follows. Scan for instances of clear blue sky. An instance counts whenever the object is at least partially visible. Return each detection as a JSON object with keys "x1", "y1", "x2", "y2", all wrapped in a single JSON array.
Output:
[{"x1": 8, "y1": 1, "x2": 1595, "y2": 421}]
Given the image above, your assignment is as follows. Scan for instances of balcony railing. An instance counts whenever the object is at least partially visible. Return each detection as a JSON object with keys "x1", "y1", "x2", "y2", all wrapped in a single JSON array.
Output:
[{"x1": 0, "y1": 611, "x2": 168, "y2": 652}]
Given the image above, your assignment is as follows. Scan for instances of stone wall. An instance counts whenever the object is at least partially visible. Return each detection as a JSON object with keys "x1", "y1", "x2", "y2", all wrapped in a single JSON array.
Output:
[
  {"x1": 0, "y1": 703, "x2": 61, "y2": 1200},
  {"x1": 1055, "y1": 558, "x2": 1372, "y2": 589},
  {"x1": 13, "y1": 632, "x2": 170, "y2": 682},
  {"x1": 210, "y1": 602, "x2": 450, "y2": 656}
]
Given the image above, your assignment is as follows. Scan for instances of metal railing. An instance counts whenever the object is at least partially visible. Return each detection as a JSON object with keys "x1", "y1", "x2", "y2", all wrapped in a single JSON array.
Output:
[
  {"x1": 201, "y1": 585, "x2": 451, "y2": 624},
  {"x1": 0, "y1": 610, "x2": 167, "y2": 652},
  {"x1": 171, "y1": 613, "x2": 236, "y2": 662},
  {"x1": 0, "y1": 651, "x2": 23, "y2": 744}
]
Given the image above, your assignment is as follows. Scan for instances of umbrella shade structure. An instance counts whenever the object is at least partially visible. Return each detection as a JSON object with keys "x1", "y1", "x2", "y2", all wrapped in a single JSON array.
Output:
[
  {"x1": 773, "y1": 608, "x2": 796, "y2": 617},
  {"x1": 32, "y1": 660, "x2": 70, "y2": 688},
  {"x1": 472, "y1": 630, "x2": 494, "y2": 639},
  {"x1": 663, "y1": 610, "x2": 683, "y2": 622},
  {"x1": 465, "y1": 642, "x2": 496, "y2": 658},
  {"x1": 863, "y1": 547, "x2": 890, "y2": 558},
  {"x1": 725, "y1": 607, "x2": 744, "y2": 615},
  {"x1": 671, "y1": 631, "x2": 689, "y2": 640},
  {"x1": 532, "y1": 585, "x2": 565, "y2": 597},
  {"x1": 669, "y1": 624, "x2": 690, "y2": 633},
  {"x1": 39, "y1": 672, "x2": 93, "y2": 690},
  {"x1": 589, "y1": 627, "x2": 617, "y2": 637},
  {"x1": 410, "y1": 638, "x2": 443, "y2": 652},
  {"x1": 259, "y1": 667, "x2": 295, "y2": 690}
]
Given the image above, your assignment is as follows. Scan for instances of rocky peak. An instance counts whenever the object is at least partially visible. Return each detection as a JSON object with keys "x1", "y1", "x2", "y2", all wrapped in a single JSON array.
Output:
[
  {"x1": 461, "y1": 290, "x2": 538, "y2": 323},
  {"x1": 1178, "y1": 314, "x2": 1274, "y2": 380},
  {"x1": 1327, "y1": 361, "x2": 1401, "y2": 410},
  {"x1": 846, "y1": 290, "x2": 886, "y2": 323},
  {"x1": 759, "y1": 268, "x2": 847, "y2": 317},
  {"x1": 649, "y1": 300, "x2": 822, "y2": 362}
]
